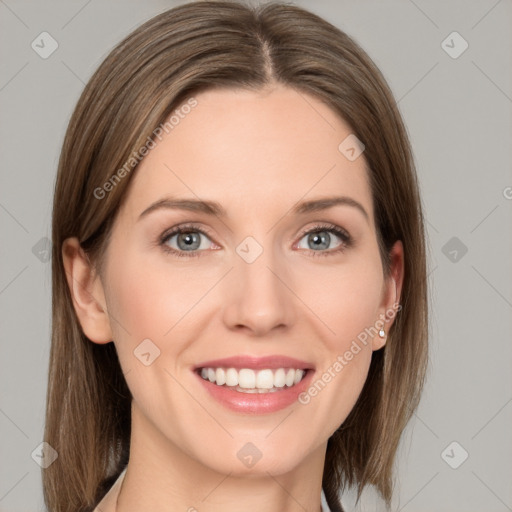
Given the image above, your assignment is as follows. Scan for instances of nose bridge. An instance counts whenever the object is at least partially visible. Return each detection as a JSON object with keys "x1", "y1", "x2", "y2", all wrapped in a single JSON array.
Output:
[{"x1": 222, "y1": 232, "x2": 294, "y2": 334}]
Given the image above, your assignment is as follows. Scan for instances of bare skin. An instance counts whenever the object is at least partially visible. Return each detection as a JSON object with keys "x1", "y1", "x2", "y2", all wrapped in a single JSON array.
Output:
[{"x1": 63, "y1": 83, "x2": 403, "y2": 512}]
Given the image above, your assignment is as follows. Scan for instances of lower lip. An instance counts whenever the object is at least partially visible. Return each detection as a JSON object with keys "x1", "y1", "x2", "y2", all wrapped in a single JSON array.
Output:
[{"x1": 194, "y1": 370, "x2": 314, "y2": 414}]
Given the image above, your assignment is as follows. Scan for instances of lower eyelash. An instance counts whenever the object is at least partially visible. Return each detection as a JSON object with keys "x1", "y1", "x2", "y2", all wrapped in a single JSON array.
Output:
[
  {"x1": 159, "y1": 223, "x2": 352, "y2": 258},
  {"x1": 302, "y1": 224, "x2": 353, "y2": 257},
  {"x1": 301, "y1": 226, "x2": 352, "y2": 257},
  {"x1": 159, "y1": 225, "x2": 209, "y2": 258}
]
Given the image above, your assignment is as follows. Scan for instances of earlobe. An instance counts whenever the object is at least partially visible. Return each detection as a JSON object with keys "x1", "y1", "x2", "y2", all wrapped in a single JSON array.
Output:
[
  {"x1": 61, "y1": 237, "x2": 113, "y2": 344},
  {"x1": 372, "y1": 240, "x2": 404, "y2": 351}
]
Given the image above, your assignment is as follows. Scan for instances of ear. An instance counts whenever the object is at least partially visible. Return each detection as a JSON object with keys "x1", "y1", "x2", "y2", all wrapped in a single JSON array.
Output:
[
  {"x1": 372, "y1": 240, "x2": 404, "y2": 351},
  {"x1": 62, "y1": 237, "x2": 113, "y2": 344}
]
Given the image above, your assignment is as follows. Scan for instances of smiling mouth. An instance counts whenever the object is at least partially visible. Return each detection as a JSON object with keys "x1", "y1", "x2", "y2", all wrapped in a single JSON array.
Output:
[{"x1": 196, "y1": 367, "x2": 309, "y2": 393}]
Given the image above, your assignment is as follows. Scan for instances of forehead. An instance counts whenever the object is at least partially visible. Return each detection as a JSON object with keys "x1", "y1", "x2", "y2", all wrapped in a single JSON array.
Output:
[{"x1": 119, "y1": 84, "x2": 373, "y2": 225}]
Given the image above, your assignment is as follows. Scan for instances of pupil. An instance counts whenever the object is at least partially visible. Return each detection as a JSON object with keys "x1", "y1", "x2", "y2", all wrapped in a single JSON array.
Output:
[
  {"x1": 179, "y1": 232, "x2": 199, "y2": 250},
  {"x1": 310, "y1": 232, "x2": 329, "y2": 250}
]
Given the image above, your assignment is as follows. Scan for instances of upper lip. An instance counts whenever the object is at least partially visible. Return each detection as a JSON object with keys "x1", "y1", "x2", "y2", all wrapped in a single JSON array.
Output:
[{"x1": 194, "y1": 355, "x2": 315, "y2": 371}]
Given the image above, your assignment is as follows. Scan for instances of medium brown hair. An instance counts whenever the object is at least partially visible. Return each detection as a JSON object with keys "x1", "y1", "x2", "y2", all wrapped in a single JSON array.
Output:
[{"x1": 45, "y1": 1, "x2": 429, "y2": 511}]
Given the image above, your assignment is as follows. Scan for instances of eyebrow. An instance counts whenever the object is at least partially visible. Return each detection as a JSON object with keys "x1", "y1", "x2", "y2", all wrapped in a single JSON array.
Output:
[{"x1": 138, "y1": 195, "x2": 369, "y2": 223}]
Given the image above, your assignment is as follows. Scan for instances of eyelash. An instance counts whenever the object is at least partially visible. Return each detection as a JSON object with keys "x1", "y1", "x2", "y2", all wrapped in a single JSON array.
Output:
[{"x1": 158, "y1": 222, "x2": 353, "y2": 259}]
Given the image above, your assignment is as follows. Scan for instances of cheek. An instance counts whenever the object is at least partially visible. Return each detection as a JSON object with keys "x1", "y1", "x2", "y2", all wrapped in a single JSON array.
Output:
[
  {"x1": 293, "y1": 253, "x2": 383, "y2": 348},
  {"x1": 105, "y1": 252, "x2": 220, "y2": 397},
  {"x1": 106, "y1": 253, "x2": 210, "y2": 343},
  {"x1": 293, "y1": 255, "x2": 382, "y2": 433},
  {"x1": 104, "y1": 258, "x2": 199, "y2": 416}
]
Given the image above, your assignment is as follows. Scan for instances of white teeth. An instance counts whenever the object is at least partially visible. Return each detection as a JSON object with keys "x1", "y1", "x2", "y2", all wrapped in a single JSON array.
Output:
[
  {"x1": 225, "y1": 368, "x2": 238, "y2": 387},
  {"x1": 255, "y1": 369, "x2": 274, "y2": 389},
  {"x1": 215, "y1": 368, "x2": 226, "y2": 386},
  {"x1": 274, "y1": 368, "x2": 286, "y2": 388},
  {"x1": 238, "y1": 369, "x2": 256, "y2": 389},
  {"x1": 294, "y1": 369, "x2": 304, "y2": 385},
  {"x1": 198, "y1": 366, "x2": 308, "y2": 391}
]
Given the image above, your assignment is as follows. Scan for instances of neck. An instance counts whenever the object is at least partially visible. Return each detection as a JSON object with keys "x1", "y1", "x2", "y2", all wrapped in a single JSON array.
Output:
[{"x1": 116, "y1": 403, "x2": 326, "y2": 512}]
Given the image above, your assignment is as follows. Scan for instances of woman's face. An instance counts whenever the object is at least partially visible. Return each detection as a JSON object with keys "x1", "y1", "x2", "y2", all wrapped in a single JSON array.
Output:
[{"x1": 74, "y1": 84, "x2": 402, "y2": 477}]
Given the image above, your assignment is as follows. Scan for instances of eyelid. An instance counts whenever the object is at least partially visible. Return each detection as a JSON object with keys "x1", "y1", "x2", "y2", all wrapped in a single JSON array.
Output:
[
  {"x1": 159, "y1": 222, "x2": 215, "y2": 244},
  {"x1": 158, "y1": 221, "x2": 353, "y2": 257},
  {"x1": 158, "y1": 222, "x2": 218, "y2": 258},
  {"x1": 292, "y1": 222, "x2": 353, "y2": 257},
  {"x1": 294, "y1": 222, "x2": 350, "y2": 242}
]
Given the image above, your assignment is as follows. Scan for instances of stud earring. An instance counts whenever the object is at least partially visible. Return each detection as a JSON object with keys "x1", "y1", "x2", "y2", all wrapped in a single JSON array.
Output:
[{"x1": 378, "y1": 328, "x2": 386, "y2": 338}]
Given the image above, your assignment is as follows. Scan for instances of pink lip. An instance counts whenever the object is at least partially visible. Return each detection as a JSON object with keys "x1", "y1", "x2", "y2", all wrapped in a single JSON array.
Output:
[
  {"x1": 194, "y1": 368, "x2": 315, "y2": 414},
  {"x1": 193, "y1": 355, "x2": 314, "y2": 371}
]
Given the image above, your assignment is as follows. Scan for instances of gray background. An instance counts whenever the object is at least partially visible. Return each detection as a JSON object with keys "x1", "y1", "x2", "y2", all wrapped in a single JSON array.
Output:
[{"x1": 1, "y1": 0, "x2": 511, "y2": 511}]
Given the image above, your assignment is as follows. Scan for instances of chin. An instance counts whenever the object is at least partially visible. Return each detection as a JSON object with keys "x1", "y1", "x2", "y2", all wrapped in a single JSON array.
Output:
[{"x1": 191, "y1": 437, "x2": 315, "y2": 477}]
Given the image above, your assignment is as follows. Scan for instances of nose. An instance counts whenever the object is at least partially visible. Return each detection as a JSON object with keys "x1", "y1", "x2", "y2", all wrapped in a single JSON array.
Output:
[{"x1": 221, "y1": 242, "x2": 296, "y2": 337}]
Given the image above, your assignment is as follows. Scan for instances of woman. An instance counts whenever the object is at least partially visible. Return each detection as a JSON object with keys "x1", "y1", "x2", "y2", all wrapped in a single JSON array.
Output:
[{"x1": 44, "y1": 1, "x2": 429, "y2": 511}]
